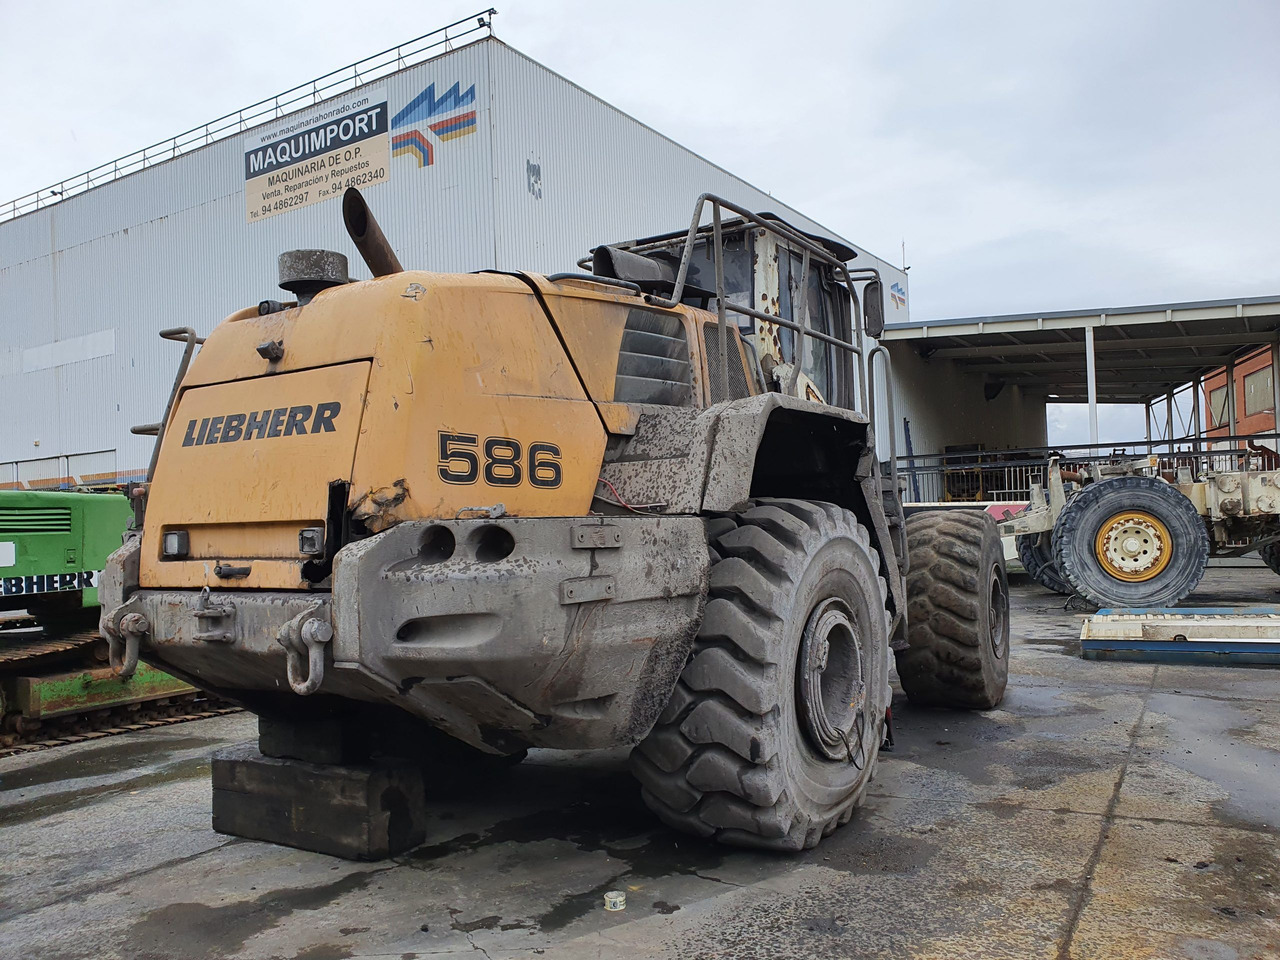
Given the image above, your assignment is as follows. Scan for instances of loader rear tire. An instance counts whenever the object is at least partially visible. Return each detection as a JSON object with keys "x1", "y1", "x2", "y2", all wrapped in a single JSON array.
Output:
[
  {"x1": 632, "y1": 499, "x2": 890, "y2": 851},
  {"x1": 895, "y1": 510, "x2": 1009, "y2": 710},
  {"x1": 1015, "y1": 531, "x2": 1072, "y2": 595}
]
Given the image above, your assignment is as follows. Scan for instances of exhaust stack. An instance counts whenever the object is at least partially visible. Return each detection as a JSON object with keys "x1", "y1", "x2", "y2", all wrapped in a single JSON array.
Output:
[{"x1": 343, "y1": 187, "x2": 404, "y2": 278}]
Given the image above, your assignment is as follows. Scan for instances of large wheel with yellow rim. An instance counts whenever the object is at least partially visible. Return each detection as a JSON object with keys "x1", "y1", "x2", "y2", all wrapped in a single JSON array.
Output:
[{"x1": 1052, "y1": 476, "x2": 1209, "y2": 608}]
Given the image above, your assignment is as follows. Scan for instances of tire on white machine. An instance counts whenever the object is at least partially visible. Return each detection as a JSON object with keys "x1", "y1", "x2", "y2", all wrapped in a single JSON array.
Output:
[
  {"x1": 1015, "y1": 531, "x2": 1072, "y2": 595},
  {"x1": 1052, "y1": 475, "x2": 1209, "y2": 608}
]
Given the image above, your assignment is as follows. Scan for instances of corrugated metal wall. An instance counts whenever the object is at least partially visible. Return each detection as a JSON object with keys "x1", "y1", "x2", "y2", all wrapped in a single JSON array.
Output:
[
  {"x1": 484, "y1": 43, "x2": 905, "y2": 280},
  {"x1": 0, "y1": 37, "x2": 907, "y2": 486}
]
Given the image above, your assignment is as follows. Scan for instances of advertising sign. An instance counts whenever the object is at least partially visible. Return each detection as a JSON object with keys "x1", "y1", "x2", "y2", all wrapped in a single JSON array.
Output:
[{"x1": 244, "y1": 87, "x2": 389, "y2": 223}]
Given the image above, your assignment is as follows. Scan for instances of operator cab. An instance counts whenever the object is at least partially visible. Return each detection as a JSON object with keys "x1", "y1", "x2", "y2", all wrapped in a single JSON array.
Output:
[{"x1": 588, "y1": 209, "x2": 884, "y2": 412}]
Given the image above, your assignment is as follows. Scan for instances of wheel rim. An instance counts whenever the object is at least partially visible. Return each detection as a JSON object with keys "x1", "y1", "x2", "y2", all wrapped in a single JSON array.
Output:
[
  {"x1": 988, "y1": 569, "x2": 1008, "y2": 660},
  {"x1": 797, "y1": 597, "x2": 866, "y2": 765},
  {"x1": 1094, "y1": 510, "x2": 1173, "y2": 582}
]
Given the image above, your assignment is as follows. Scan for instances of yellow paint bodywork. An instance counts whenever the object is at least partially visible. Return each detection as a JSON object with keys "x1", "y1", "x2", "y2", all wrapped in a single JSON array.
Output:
[
  {"x1": 140, "y1": 272, "x2": 611, "y2": 590},
  {"x1": 145, "y1": 363, "x2": 371, "y2": 588}
]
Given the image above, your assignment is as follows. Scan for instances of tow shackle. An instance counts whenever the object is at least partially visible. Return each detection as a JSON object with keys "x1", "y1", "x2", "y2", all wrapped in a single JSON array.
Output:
[
  {"x1": 277, "y1": 606, "x2": 333, "y2": 696},
  {"x1": 108, "y1": 611, "x2": 148, "y2": 678}
]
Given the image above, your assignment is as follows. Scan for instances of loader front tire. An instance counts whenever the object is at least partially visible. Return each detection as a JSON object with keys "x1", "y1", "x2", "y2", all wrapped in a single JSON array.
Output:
[
  {"x1": 896, "y1": 510, "x2": 1009, "y2": 710},
  {"x1": 632, "y1": 499, "x2": 890, "y2": 851}
]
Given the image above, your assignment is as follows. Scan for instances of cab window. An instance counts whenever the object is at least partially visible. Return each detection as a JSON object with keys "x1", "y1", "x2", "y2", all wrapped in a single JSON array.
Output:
[{"x1": 777, "y1": 250, "x2": 837, "y2": 403}]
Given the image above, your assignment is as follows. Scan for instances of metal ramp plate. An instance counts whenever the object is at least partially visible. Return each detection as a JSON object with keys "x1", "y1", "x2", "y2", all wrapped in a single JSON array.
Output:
[{"x1": 1081, "y1": 607, "x2": 1280, "y2": 665}]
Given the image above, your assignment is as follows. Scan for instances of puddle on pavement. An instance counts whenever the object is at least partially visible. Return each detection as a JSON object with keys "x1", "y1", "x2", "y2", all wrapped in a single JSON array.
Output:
[
  {"x1": 1023, "y1": 637, "x2": 1083, "y2": 656},
  {"x1": 0, "y1": 735, "x2": 217, "y2": 791},
  {"x1": 124, "y1": 869, "x2": 386, "y2": 960},
  {"x1": 402, "y1": 763, "x2": 734, "y2": 934},
  {"x1": 0, "y1": 755, "x2": 210, "y2": 828}
]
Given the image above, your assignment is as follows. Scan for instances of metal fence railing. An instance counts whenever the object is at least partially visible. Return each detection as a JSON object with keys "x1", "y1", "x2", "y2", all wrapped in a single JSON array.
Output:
[
  {"x1": 898, "y1": 433, "x2": 1280, "y2": 504},
  {"x1": 898, "y1": 458, "x2": 1043, "y2": 505},
  {"x1": 0, "y1": 449, "x2": 128, "y2": 491},
  {"x1": 1, "y1": 10, "x2": 497, "y2": 224}
]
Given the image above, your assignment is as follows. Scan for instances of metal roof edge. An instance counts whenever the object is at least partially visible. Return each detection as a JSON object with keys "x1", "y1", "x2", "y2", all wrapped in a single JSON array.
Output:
[{"x1": 885, "y1": 294, "x2": 1280, "y2": 331}]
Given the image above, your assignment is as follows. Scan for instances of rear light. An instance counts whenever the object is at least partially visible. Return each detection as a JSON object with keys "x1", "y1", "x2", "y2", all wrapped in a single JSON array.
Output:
[
  {"x1": 162, "y1": 531, "x2": 189, "y2": 558},
  {"x1": 298, "y1": 527, "x2": 325, "y2": 556}
]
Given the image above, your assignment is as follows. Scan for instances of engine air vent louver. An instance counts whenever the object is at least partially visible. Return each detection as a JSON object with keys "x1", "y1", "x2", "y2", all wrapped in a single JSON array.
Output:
[
  {"x1": 614, "y1": 309, "x2": 693, "y2": 406},
  {"x1": 0, "y1": 507, "x2": 73, "y2": 535}
]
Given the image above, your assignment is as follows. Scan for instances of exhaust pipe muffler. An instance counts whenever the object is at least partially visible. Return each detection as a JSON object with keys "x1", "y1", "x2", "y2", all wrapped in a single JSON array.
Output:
[{"x1": 342, "y1": 187, "x2": 404, "y2": 278}]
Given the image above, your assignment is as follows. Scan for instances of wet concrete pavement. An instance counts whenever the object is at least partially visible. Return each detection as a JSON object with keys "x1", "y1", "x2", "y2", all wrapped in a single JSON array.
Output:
[{"x1": 1, "y1": 570, "x2": 1277, "y2": 959}]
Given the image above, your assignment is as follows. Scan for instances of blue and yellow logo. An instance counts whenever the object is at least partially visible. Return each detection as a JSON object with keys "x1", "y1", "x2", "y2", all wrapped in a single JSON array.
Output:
[{"x1": 391, "y1": 82, "x2": 477, "y2": 167}]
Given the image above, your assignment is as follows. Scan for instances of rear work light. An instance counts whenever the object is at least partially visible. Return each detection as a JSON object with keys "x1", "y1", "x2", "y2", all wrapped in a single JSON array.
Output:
[
  {"x1": 162, "y1": 530, "x2": 189, "y2": 558},
  {"x1": 298, "y1": 527, "x2": 325, "y2": 556}
]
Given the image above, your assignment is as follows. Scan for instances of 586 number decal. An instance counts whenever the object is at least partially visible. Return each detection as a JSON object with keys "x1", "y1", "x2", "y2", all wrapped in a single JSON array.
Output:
[{"x1": 438, "y1": 433, "x2": 562, "y2": 488}]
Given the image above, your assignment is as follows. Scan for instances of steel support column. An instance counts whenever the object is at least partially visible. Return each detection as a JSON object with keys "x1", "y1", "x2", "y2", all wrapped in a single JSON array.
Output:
[
  {"x1": 1226, "y1": 357, "x2": 1238, "y2": 437},
  {"x1": 1085, "y1": 326, "x2": 1099, "y2": 445},
  {"x1": 1191, "y1": 376, "x2": 1202, "y2": 455}
]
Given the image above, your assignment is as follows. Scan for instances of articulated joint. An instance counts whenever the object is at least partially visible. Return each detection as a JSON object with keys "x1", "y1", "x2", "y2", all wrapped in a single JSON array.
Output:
[{"x1": 276, "y1": 603, "x2": 333, "y2": 696}]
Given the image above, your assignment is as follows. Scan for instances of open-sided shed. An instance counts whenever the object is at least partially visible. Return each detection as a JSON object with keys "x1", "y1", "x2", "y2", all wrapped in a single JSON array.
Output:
[{"x1": 881, "y1": 295, "x2": 1280, "y2": 459}]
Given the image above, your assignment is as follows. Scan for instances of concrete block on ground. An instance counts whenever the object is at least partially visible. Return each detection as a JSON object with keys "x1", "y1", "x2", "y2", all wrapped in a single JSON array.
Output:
[{"x1": 211, "y1": 741, "x2": 426, "y2": 860}]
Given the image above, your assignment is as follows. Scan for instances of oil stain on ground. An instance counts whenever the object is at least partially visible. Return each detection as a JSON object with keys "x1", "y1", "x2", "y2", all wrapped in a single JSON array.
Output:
[{"x1": 0, "y1": 755, "x2": 211, "y2": 828}]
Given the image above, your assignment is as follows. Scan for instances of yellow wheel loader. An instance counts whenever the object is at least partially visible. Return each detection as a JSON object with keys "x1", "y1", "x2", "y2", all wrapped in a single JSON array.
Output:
[{"x1": 100, "y1": 190, "x2": 1009, "y2": 853}]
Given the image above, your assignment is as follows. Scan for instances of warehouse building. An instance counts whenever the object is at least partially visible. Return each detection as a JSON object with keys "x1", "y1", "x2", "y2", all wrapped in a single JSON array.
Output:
[{"x1": 0, "y1": 15, "x2": 907, "y2": 488}]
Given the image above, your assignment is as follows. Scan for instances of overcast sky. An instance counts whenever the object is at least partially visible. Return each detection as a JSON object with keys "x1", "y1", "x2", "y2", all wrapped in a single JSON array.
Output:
[{"x1": 2, "y1": 0, "x2": 1276, "y2": 443}]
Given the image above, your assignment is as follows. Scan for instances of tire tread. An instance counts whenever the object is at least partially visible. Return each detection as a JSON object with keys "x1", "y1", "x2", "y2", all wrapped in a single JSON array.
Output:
[
  {"x1": 1053, "y1": 476, "x2": 1209, "y2": 607},
  {"x1": 896, "y1": 510, "x2": 1009, "y2": 709},
  {"x1": 633, "y1": 499, "x2": 887, "y2": 850}
]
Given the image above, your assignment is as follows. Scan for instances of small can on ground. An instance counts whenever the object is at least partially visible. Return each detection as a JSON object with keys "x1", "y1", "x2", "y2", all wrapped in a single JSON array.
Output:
[{"x1": 603, "y1": 891, "x2": 626, "y2": 911}]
